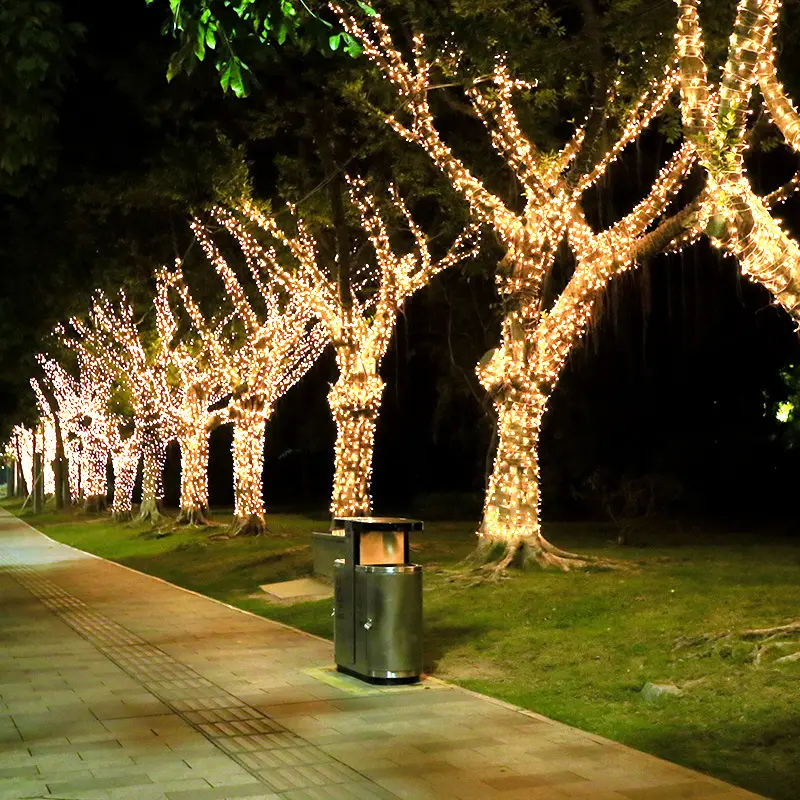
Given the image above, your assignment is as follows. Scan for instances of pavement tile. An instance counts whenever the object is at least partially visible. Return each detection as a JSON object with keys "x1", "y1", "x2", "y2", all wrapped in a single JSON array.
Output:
[
  {"x1": 0, "y1": 778, "x2": 50, "y2": 800},
  {"x1": 47, "y1": 771, "x2": 154, "y2": 793},
  {"x1": 166, "y1": 783, "x2": 277, "y2": 799},
  {"x1": 0, "y1": 765, "x2": 39, "y2": 779}
]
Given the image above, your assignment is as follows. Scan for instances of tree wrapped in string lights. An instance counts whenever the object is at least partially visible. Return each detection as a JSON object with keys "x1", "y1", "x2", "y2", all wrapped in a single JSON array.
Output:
[
  {"x1": 72, "y1": 294, "x2": 175, "y2": 525},
  {"x1": 8, "y1": 421, "x2": 55, "y2": 500},
  {"x1": 212, "y1": 176, "x2": 479, "y2": 517},
  {"x1": 56, "y1": 321, "x2": 144, "y2": 521},
  {"x1": 337, "y1": 8, "x2": 703, "y2": 572},
  {"x1": 37, "y1": 354, "x2": 112, "y2": 510},
  {"x1": 149, "y1": 264, "x2": 233, "y2": 526},
  {"x1": 188, "y1": 223, "x2": 328, "y2": 536},
  {"x1": 9, "y1": 425, "x2": 34, "y2": 498},
  {"x1": 674, "y1": 0, "x2": 800, "y2": 318}
]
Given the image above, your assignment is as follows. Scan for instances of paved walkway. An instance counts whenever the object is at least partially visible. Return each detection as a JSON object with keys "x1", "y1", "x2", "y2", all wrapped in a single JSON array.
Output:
[{"x1": 0, "y1": 509, "x2": 761, "y2": 800}]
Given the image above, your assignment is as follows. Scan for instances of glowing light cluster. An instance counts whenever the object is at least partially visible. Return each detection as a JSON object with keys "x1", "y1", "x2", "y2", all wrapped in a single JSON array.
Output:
[
  {"x1": 108, "y1": 419, "x2": 140, "y2": 520},
  {"x1": 36, "y1": 353, "x2": 112, "y2": 506},
  {"x1": 211, "y1": 171, "x2": 479, "y2": 517},
  {"x1": 8, "y1": 423, "x2": 54, "y2": 498}
]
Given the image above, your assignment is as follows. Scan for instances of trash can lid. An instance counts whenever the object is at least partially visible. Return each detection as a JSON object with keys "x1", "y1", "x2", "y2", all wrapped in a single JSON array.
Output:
[{"x1": 333, "y1": 516, "x2": 423, "y2": 532}]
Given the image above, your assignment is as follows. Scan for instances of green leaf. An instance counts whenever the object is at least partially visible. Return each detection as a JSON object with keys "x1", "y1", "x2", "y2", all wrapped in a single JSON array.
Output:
[
  {"x1": 219, "y1": 60, "x2": 232, "y2": 92},
  {"x1": 343, "y1": 33, "x2": 362, "y2": 58},
  {"x1": 228, "y1": 58, "x2": 247, "y2": 98},
  {"x1": 329, "y1": 33, "x2": 341, "y2": 51},
  {"x1": 357, "y1": 1, "x2": 378, "y2": 16},
  {"x1": 705, "y1": 214, "x2": 728, "y2": 239},
  {"x1": 194, "y1": 25, "x2": 207, "y2": 61}
]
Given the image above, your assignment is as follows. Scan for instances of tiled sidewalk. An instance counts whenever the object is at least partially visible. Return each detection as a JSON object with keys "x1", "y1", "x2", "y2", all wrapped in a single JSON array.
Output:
[{"x1": 0, "y1": 509, "x2": 762, "y2": 800}]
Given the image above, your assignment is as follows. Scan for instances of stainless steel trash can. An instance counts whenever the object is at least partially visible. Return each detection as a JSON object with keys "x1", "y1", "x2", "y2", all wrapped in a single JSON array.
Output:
[{"x1": 332, "y1": 517, "x2": 423, "y2": 684}]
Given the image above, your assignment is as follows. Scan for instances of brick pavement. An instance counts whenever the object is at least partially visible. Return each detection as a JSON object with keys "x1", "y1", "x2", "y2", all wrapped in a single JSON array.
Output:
[{"x1": 0, "y1": 509, "x2": 763, "y2": 800}]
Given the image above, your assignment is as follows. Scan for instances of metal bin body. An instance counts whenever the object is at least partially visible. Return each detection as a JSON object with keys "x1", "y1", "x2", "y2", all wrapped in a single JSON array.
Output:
[{"x1": 331, "y1": 517, "x2": 423, "y2": 683}]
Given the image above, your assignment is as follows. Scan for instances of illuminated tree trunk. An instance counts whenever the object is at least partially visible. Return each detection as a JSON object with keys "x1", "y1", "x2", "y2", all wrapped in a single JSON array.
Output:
[
  {"x1": 328, "y1": 372, "x2": 384, "y2": 516},
  {"x1": 476, "y1": 386, "x2": 595, "y2": 574},
  {"x1": 231, "y1": 404, "x2": 268, "y2": 536},
  {"x1": 138, "y1": 431, "x2": 166, "y2": 525},
  {"x1": 82, "y1": 434, "x2": 108, "y2": 512},
  {"x1": 177, "y1": 426, "x2": 211, "y2": 525},
  {"x1": 111, "y1": 449, "x2": 139, "y2": 522}
]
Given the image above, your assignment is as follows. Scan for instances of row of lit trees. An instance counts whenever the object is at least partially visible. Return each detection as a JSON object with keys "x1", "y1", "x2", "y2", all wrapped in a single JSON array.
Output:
[
  {"x1": 5, "y1": 175, "x2": 477, "y2": 536},
  {"x1": 6, "y1": 0, "x2": 800, "y2": 569}
]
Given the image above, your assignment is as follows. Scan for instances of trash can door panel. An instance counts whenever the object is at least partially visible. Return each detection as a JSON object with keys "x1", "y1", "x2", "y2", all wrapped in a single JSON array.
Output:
[
  {"x1": 364, "y1": 567, "x2": 423, "y2": 677},
  {"x1": 333, "y1": 561, "x2": 355, "y2": 669}
]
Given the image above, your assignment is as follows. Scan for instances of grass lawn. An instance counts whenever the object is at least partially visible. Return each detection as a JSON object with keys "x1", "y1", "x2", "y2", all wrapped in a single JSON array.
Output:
[{"x1": 3, "y1": 496, "x2": 799, "y2": 799}]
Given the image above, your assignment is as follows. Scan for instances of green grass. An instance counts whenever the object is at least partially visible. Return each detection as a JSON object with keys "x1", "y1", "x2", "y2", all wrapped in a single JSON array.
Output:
[{"x1": 3, "y1": 496, "x2": 800, "y2": 799}]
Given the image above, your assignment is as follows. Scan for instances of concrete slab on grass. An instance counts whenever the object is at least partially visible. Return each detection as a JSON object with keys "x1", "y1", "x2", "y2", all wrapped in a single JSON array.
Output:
[{"x1": 259, "y1": 577, "x2": 332, "y2": 602}]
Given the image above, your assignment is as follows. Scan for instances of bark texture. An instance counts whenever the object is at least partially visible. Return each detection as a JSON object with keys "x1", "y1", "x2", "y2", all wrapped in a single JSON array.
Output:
[
  {"x1": 328, "y1": 373, "x2": 383, "y2": 517},
  {"x1": 177, "y1": 429, "x2": 211, "y2": 525},
  {"x1": 231, "y1": 410, "x2": 267, "y2": 535},
  {"x1": 138, "y1": 433, "x2": 167, "y2": 525}
]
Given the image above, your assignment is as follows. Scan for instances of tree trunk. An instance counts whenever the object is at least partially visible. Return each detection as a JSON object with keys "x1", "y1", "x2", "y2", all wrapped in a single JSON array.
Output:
[
  {"x1": 328, "y1": 374, "x2": 384, "y2": 517},
  {"x1": 15, "y1": 460, "x2": 26, "y2": 497},
  {"x1": 177, "y1": 428, "x2": 211, "y2": 525},
  {"x1": 138, "y1": 432, "x2": 166, "y2": 525},
  {"x1": 82, "y1": 435, "x2": 108, "y2": 512},
  {"x1": 32, "y1": 453, "x2": 44, "y2": 515},
  {"x1": 111, "y1": 450, "x2": 140, "y2": 522},
  {"x1": 66, "y1": 441, "x2": 81, "y2": 502},
  {"x1": 476, "y1": 388, "x2": 599, "y2": 575},
  {"x1": 231, "y1": 410, "x2": 267, "y2": 536},
  {"x1": 38, "y1": 376, "x2": 68, "y2": 508}
]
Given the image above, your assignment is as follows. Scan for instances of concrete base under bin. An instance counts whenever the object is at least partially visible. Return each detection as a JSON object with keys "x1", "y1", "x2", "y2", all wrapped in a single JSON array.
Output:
[{"x1": 336, "y1": 664, "x2": 420, "y2": 686}]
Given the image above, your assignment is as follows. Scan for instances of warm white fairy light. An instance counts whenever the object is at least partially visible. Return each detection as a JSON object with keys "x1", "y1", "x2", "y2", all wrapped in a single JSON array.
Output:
[
  {"x1": 9, "y1": 425, "x2": 34, "y2": 497},
  {"x1": 36, "y1": 353, "x2": 112, "y2": 507},
  {"x1": 758, "y1": 9, "x2": 800, "y2": 152},
  {"x1": 213, "y1": 174, "x2": 479, "y2": 517},
  {"x1": 335, "y1": 4, "x2": 697, "y2": 564}
]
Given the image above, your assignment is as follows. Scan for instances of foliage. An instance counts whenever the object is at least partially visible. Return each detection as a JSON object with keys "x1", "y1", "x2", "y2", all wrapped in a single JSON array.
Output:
[
  {"x1": 146, "y1": 0, "x2": 372, "y2": 96},
  {"x1": 0, "y1": 0, "x2": 83, "y2": 194},
  {"x1": 772, "y1": 363, "x2": 800, "y2": 449}
]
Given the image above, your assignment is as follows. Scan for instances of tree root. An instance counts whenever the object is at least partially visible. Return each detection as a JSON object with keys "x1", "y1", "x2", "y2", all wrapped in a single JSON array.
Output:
[
  {"x1": 84, "y1": 495, "x2": 108, "y2": 513},
  {"x1": 137, "y1": 499, "x2": 166, "y2": 527},
  {"x1": 460, "y1": 535, "x2": 628, "y2": 583},
  {"x1": 674, "y1": 620, "x2": 800, "y2": 666},
  {"x1": 217, "y1": 515, "x2": 270, "y2": 538},
  {"x1": 175, "y1": 506, "x2": 212, "y2": 527},
  {"x1": 112, "y1": 510, "x2": 133, "y2": 523}
]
